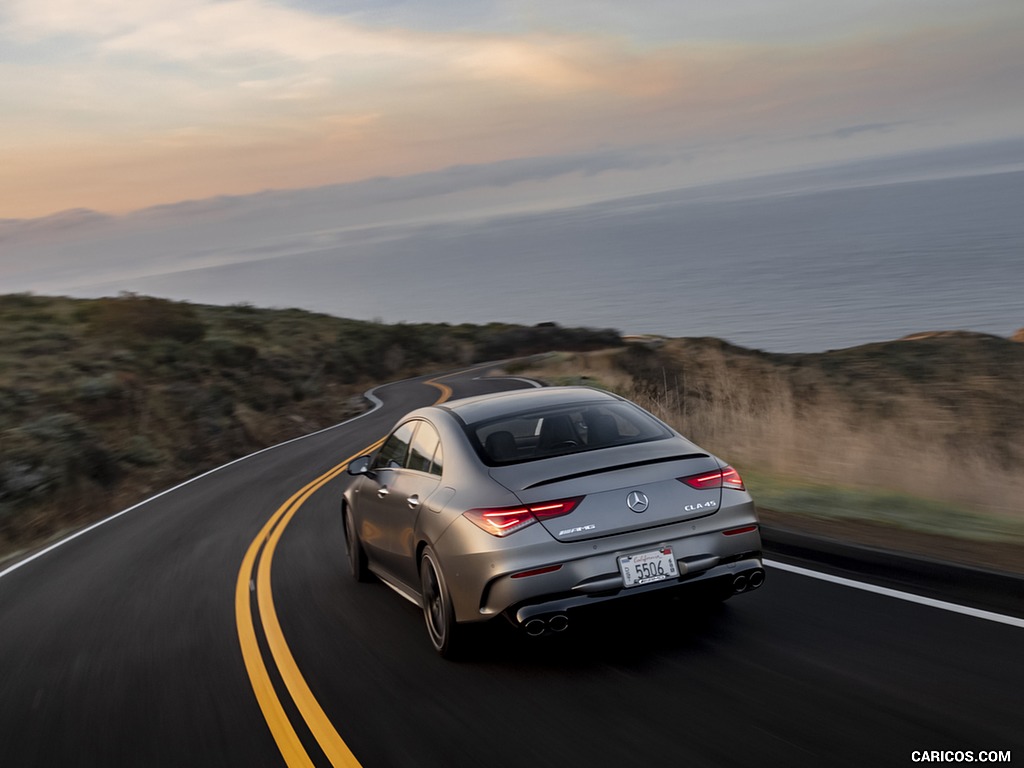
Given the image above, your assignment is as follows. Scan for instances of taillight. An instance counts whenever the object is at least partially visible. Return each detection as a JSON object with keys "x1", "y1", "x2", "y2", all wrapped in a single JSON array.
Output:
[
  {"x1": 463, "y1": 497, "x2": 583, "y2": 537},
  {"x1": 720, "y1": 466, "x2": 745, "y2": 489},
  {"x1": 679, "y1": 465, "x2": 745, "y2": 491}
]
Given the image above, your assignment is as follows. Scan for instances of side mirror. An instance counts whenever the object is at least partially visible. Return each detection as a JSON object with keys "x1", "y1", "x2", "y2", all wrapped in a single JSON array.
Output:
[{"x1": 347, "y1": 455, "x2": 372, "y2": 476}]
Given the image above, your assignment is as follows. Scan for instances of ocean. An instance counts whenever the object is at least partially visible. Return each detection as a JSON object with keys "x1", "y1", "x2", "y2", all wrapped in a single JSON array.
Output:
[
  {"x1": 7, "y1": 149, "x2": 1024, "y2": 353},
  {"x1": 118, "y1": 170, "x2": 1024, "y2": 352}
]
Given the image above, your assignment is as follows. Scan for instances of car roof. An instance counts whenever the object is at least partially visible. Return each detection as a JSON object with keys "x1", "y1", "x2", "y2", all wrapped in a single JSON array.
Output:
[{"x1": 436, "y1": 386, "x2": 622, "y2": 423}]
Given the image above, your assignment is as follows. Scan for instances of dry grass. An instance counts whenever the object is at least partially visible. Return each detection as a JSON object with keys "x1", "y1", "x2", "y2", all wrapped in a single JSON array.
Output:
[{"x1": 510, "y1": 335, "x2": 1024, "y2": 546}]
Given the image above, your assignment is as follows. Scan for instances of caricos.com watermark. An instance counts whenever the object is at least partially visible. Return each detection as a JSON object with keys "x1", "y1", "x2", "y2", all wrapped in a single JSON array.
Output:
[{"x1": 911, "y1": 751, "x2": 1012, "y2": 763}]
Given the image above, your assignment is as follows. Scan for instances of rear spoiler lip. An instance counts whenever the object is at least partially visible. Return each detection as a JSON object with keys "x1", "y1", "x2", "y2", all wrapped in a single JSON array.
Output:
[{"x1": 520, "y1": 453, "x2": 710, "y2": 491}]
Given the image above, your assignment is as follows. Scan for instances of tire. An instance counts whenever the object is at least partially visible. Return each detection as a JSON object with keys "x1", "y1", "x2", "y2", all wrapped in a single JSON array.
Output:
[
  {"x1": 342, "y1": 505, "x2": 371, "y2": 583},
  {"x1": 419, "y1": 546, "x2": 465, "y2": 659}
]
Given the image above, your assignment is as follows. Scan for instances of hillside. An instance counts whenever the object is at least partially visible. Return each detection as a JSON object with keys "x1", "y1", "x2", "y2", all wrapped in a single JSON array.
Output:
[
  {"x1": 0, "y1": 293, "x2": 619, "y2": 560},
  {"x1": 508, "y1": 332, "x2": 1024, "y2": 572},
  {"x1": 3, "y1": 292, "x2": 1022, "y2": 574}
]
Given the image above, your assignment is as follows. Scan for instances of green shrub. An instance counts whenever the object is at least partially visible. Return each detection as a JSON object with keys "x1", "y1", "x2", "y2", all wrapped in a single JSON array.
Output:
[
  {"x1": 0, "y1": 413, "x2": 119, "y2": 506},
  {"x1": 119, "y1": 436, "x2": 164, "y2": 467},
  {"x1": 76, "y1": 373, "x2": 124, "y2": 402},
  {"x1": 86, "y1": 294, "x2": 207, "y2": 344},
  {"x1": 204, "y1": 338, "x2": 259, "y2": 368}
]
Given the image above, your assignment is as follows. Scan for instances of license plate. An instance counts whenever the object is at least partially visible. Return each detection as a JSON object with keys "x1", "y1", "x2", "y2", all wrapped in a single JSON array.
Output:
[{"x1": 618, "y1": 547, "x2": 678, "y2": 588}]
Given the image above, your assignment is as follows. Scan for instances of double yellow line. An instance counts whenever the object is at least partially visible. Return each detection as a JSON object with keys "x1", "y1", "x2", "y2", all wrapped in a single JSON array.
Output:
[
  {"x1": 234, "y1": 376, "x2": 454, "y2": 767},
  {"x1": 234, "y1": 437, "x2": 384, "y2": 767}
]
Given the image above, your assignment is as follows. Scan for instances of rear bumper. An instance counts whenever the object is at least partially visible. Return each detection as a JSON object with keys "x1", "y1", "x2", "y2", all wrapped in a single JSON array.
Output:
[
  {"x1": 507, "y1": 554, "x2": 764, "y2": 626},
  {"x1": 436, "y1": 499, "x2": 762, "y2": 623}
]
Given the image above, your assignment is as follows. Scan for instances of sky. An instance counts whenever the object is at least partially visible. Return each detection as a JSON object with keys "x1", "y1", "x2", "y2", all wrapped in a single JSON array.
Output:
[{"x1": 3, "y1": 0, "x2": 1024, "y2": 220}]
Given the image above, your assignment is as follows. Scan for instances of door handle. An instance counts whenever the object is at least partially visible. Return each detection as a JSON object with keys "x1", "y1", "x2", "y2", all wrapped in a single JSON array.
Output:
[
  {"x1": 406, "y1": 494, "x2": 421, "y2": 509},
  {"x1": 377, "y1": 486, "x2": 390, "y2": 499}
]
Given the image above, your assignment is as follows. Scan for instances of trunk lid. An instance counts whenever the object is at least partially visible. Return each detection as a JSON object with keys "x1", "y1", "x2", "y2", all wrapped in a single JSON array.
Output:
[{"x1": 488, "y1": 440, "x2": 724, "y2": 542}]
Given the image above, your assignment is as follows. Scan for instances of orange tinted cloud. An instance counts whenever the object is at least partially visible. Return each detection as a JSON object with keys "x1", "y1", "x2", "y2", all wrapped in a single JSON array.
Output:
[{"x1": 2, "y1": 0, "x2": 1022, "y2": 217}]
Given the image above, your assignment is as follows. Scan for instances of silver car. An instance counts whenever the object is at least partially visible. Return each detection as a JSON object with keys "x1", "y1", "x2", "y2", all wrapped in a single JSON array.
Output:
[{"x1": 343, "y1": 386, "x2": 764, "y2": 657}]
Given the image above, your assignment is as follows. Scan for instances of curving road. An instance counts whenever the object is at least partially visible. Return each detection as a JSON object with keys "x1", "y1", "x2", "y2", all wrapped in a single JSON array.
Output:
[{"x1": 1, "y1": 367, "x2": 1021, "y2": 767}]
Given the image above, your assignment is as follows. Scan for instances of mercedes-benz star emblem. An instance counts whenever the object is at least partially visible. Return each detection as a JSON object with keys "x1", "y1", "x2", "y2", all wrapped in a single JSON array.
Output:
[{"x1": 627, "y1": 491, "x2": 649, "y2": 513}]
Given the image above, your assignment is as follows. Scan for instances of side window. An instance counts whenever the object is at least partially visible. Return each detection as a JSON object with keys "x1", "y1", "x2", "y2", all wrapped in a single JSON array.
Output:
[
  {"x1": 429, "y1": 442, "x2": 443, "y2": 477},
  {"x1": 373, "y1": 421, "x2": 415, "y2": 469},
  {"x1": 408, "y1": 421, "x2": 442, "y2": 475}
]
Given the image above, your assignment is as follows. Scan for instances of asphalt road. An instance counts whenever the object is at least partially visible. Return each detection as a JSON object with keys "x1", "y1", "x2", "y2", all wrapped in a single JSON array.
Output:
[{"x1": 1, "y1": 367, "x2": 1021, "y2": 767}]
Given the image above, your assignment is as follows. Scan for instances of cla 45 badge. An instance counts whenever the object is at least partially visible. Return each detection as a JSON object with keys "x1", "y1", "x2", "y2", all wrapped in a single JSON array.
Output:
[{"x1": 685, "y1": 501, "x2": 718, "y2": 512}]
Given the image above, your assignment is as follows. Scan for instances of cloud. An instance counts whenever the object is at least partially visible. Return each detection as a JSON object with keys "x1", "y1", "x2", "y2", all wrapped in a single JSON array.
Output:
[
  {"x1": 2, "y1": 0, "x2": 613, "y2": 92},
  {"x1": 831, "y1": 123, "x2": 904, "y2": 140},
  {"x1": 323, "y1": 148, "x2": 676, "y2": 201},
  {"x1": 795, "y1": 122, "x2": 909, "y2": 143},
  {"x1": 3, "y1": 0, "x2": 1024, "y2": 217}
]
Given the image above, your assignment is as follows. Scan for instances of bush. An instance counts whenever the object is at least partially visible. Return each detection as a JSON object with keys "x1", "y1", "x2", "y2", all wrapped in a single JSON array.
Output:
[
  {"x1": 86, "y1": 294, "x2": 207, "y2": 344},
  {"x1": 204, "y1": 338, "x2": 259, "y2": 368},
  {"x1": 76, "y1": 373, "x2": 124, "y2": 402},
  {"x1": 119, "y1": 436, "x2": 164, "y2": 467},
  {"x1": 0, "y1": 413, "x2": 119, "y2": 507}
]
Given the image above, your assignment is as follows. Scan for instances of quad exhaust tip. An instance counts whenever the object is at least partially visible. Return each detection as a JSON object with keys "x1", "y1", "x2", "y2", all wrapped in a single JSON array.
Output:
[
  {"x1": 523, "y1": 568, "x2": 766, "y2": 635},
  {"x1": 524, "y1": 619, "x2": 547, "y2": 637},
  {"x1": 523, "y1": 614, "x2": 570, "y2": 636},
  {"x1": 734, "y1": 569, "x2": 766, "y2": 593}
]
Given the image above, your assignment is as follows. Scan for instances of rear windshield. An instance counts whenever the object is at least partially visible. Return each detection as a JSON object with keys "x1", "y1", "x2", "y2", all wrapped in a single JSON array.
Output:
[{"x1": 467, "y1": 400, "x2": 672, "y2": 465}]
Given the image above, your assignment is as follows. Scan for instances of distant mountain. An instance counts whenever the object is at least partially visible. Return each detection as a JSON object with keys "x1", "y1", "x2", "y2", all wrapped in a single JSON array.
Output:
[
  {"x1": 0, "y1": 208, "x2": 112, "y2": 239},
  {"x1": 3, "y1": 136, "x2": 1022, "y2": 353}
]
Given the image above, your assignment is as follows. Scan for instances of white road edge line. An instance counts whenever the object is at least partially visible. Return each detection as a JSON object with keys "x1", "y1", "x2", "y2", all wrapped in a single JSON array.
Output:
[
  {"x1": 765, "y1": 558, "x2": 1024, "y2": 629},
  {"x1": 0, "y1": 387, "x2": 385, "y2": 582}
]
